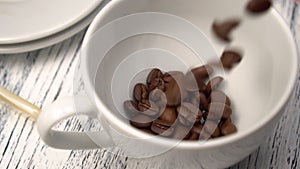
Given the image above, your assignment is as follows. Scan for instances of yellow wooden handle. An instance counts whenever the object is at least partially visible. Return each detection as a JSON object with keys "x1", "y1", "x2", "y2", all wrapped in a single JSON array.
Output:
[{"x1": 0, "y1": 86, "x2": 41, "y2": 120}]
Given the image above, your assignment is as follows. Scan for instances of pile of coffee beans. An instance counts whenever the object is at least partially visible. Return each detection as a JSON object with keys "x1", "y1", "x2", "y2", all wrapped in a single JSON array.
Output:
[{"x1": 124, "y1": 53, "x2": 241, "y2": 140}]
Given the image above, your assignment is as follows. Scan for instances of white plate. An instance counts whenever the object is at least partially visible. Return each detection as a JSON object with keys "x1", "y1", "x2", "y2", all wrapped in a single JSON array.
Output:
[
  {"x1": 0, "y1": 1, "x2": 107, "y2": 54},
  {"x1": 0, "y1": 0, "x2": 103, "y2": 44}
]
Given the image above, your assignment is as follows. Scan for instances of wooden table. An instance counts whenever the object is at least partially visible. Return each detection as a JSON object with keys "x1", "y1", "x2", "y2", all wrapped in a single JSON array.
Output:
[{"x1": 0, "y1": 0, "x2": 299, "y2": 168}]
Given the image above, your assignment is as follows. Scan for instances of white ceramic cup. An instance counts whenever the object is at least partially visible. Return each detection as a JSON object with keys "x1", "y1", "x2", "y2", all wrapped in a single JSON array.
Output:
[{"x1": 37, "y1": 0, "x2": 298, "y2": 168}]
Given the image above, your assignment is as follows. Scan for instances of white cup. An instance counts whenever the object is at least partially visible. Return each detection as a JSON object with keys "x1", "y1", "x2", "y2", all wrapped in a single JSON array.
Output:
[{"x1": 36, "y1": 0, "x2": 298, "y2": 168}]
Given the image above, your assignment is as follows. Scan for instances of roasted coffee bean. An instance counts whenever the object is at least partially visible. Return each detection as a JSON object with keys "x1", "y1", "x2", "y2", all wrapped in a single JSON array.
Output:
[
  {"x1": 209, "y1": 90, "x2": 231, "y2": 106},
  {"x1": 177, "y1": 102, "x2": 202, "y2": 126},
  {"x1": 212, "y1": 19, "x2": 240, "y2": 42},
  {"x1": 221, "y1": 50, "x2": 242, "y2": 70},
  {"x1": 208, "y1": 102, "x2": 232, "y2": 120},
  {"x1": 151, "y1": 119, "x2": 174, "y2": 136},
  {"x1": 203, "y1": 120, "x2": 220, "y2": 138},
  {"x1": 206, "y1": 76, "x2": 224, "y2": 94},
  {"x1": 191, "y1": 65, "x2": 214, "y2": 79},
  {"x1": 185, "y1": 74, "x2": 207, "y2": 92},
  {"x1": 246, "y1": 0, "x2": 272, "y2": 14},
  {"x1": 130, "y1": 115, "x2": 153, "y2": 128},
  {"x1": 189, "y1": 132, "x2": 200, "y2": 140},
  {"x1": 172, "y1": 125, "x2": 191, "y2": 140},
  {"x1": 147, "y1": 68, "x2": 163, "y2": 85},
  {"x1": 160, "y1": 107, "x2": 178, "y2": 124},
  {"x1": 191, "y1": 124, "x2": 204, "y2": 134},
  {"x1": 149, "y1": 78, "x2": 165, "y2": 91},
  {"x1": 190, "y1": 92, "x2": 209, "y2": 111},
  {"x1": 138, "y1": 99, "x2": 160, "y2": 116},
  {"x1": 220, "y1": 119, "x2": 237, "y2": 135},
  {"x1": 164, "y1": 71, "x2": 187, "y2": 106},
  {"x1": 123, "y1": 100, "x2": 139, "y2": 116},
  {"x1": 134, "y1": 83, "x2": 149, "y2": 101}
]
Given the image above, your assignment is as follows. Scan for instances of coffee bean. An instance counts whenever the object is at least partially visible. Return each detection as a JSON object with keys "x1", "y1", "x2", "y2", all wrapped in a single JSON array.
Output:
[
  {"x1": 151, "y1": 119, "x2": 174, "y2": 137},
  {"x1": 134, "y1": 83, "x2": 149, "y2": 101},
  {"x1": 149, "y1": 78, "x2": 165, "y2": 91},
  {"x1": 159, "y1": 107, "x2": 178, "y2": 124},
  {"x1": 191, "y1": 124, "x2": 204, "y2": 134},
  {"x1": 221, "y1": 50, "x2": 242, "y2": 70},
  {"x1": 220, "y1": 119, "x2": 237, "y2": 135},
  {"x1": 208, "y1": 102, "x2": 232, "y2": 120},
  {"x1": 246, "y1": 0, "x2": 272, "y2": 14},
  {"x1": 177, "y1": 102, "x2": 202, "y2": 126},
  {"x1": 185, "y1": 73, "x2": 207, "y2": 92},
  {"x1": 147, "y1": 68, "x2": 163, "y2": 85},
  {"x1": 191, "y1": 65, "x2": 214, "y2": 79},
  {"x1": 203, "y1": 120, "x2": 220, "y2": 138},
  {"x1": 206, "y1": 76, "x2": 224, "y2": 94},
  {"x1": 163, "y1": 71, "x2": 187, "y2": 106},
  {"x1": 209, "y1": 90, "x2": 231, "y2": 106},
  {"x1": 189, "y1": 133, "x2": 200, "y2": 140},
  {"x1": 130, "y1": 115, "x2": 153, "y2": 128},
  {"x1": 172, "y1": 125, "x2": 191, "y2": 140},
  {"x1": 123, "y1": 100, "x2": 139, "y2": 116},
  {"x1": 138, "y1": 99, "x2": 160, "y2": 116},
  {"x1": 212, "y1": 19, "x2": 240, "y2": 42},
  {"x1": 190, "y1": 92, "x2": 209, "y2": 111}
]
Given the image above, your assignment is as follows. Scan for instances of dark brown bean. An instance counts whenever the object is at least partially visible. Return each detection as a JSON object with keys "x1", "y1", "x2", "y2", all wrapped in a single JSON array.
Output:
[
  {"x1": 212, "y1": 19, "x2": 240, "y2": 42},
  {"x1": 203, "y1": 120, "x2": 220, "y2": 138},
  {"x1": 191, "y1": 124, "x2": 204, "y2": 134},
  {"x1": 221, "y1": 50, "x2": 242, "y2": 70},
  {"x1": 209, "y1": 90, "x2": 231, "y2": 106},
  {"x1": 138, "y1": 99, "x2": 160, "y2": 116},
  {"x1": 147, "y1": 68, "x2": 163, "y2": 85},
  {"x1": 163, "y1": 71, "x2": 187, "y2": 106},
  {"x1": 151, "y1": 119, "x2": 174, "y2": 137},
  {"x1": 134, "y1": 83, "x2": 149, "y2": 101},
  {"x1": 190, "y1": 92, "x2": 209, "y2": 111},
  {"x1": 159, "y1": 107, "x2": 178, "y2": 124},
  {"x1": 130, "y1": 115, "x2": 153, "y2": 128},
  {"x1": 191, "y1": 65, "x2": 214, "y2": 79},
  {"x1": 206, "y1": 76, "x2": 224, "y2": 94},
  {"x1": 220, "y1": 119, "x2": 237, "y2": 135},
  {"x1": 149, "y1": 78, "x2": 165, "y2": 91},
  {"x1": 208, "y1": 102, "x2": 232, "y2": 120},
  {"x1": 246, "y1": 0, "x2": 272, "y2": 14},
  {"x1": 172, "y1": 125, "x2": 191, "y2": 140},
  {"x1": 189, "y1": 132, "x2": 200, "y2": 140},
  {"x1": 177, "y1": 102, "x2": 202, "y2": 126},
  {"x1": 123, "y1": 100, "x2": 139, "y2": 116}
]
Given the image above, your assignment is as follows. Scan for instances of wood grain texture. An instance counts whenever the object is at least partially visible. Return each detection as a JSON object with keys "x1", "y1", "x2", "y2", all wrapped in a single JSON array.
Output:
[{"x1": 0, "y1": 0, "x2": 299, "y2": 168}]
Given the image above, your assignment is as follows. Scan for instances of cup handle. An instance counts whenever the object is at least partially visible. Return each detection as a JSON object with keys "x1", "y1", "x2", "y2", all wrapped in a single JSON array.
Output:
[{"x1": 36, "y1": 95, "x2": 112, "y2": 149}]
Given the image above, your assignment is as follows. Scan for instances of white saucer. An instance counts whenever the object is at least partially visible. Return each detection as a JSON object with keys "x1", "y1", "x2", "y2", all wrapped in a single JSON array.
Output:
[
  {"x1": 0, "y1": 1, "x2": 107, "y2": 54},
  {"x1": 0, "y1": 0, "x2": 103, "y2": 44}
]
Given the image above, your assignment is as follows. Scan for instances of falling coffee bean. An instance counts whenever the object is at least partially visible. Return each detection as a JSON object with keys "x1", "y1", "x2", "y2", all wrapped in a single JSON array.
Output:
[
  {"x1": 130, "y1": 115, "x2": 153, "y2": 129},
  {"x1": 123, "y1": 100, "x2": 139, "y2": 116},
  {"x1": 159, "y1": 107, "x2": 178, "y2": 124},
  {"x1": 206, "y1": 76, "x2": 224, "y2": 94},
  {"x1": 134, "y1": 83, "x2": 149, "y2": 101},
  {"x1": 221, "y1": 50, "x2": 242, "y2": 70},
  {"x1": 151, "y1": 119, "x2": 174, "y2": 137},
  {"x1": 212, "y1": 19, "x2": 240, "y2": 42},
  {"x1": 147, "y1": 68, "x2": 163, "y2": 86},
  {"x1": 246, "y1": 0, "x2": 272, "y2": 14}
]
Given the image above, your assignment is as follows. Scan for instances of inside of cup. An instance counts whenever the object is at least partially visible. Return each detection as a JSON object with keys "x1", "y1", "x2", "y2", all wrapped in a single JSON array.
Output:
[{"x1": 84, "y1": 0, "x2": 297, "y2": 141}]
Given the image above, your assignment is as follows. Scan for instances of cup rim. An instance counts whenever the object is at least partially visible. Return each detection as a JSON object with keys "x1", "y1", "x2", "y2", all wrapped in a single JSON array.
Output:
[{"x1": 81, "y1": 0, "x2": 299, "y2": 150}]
